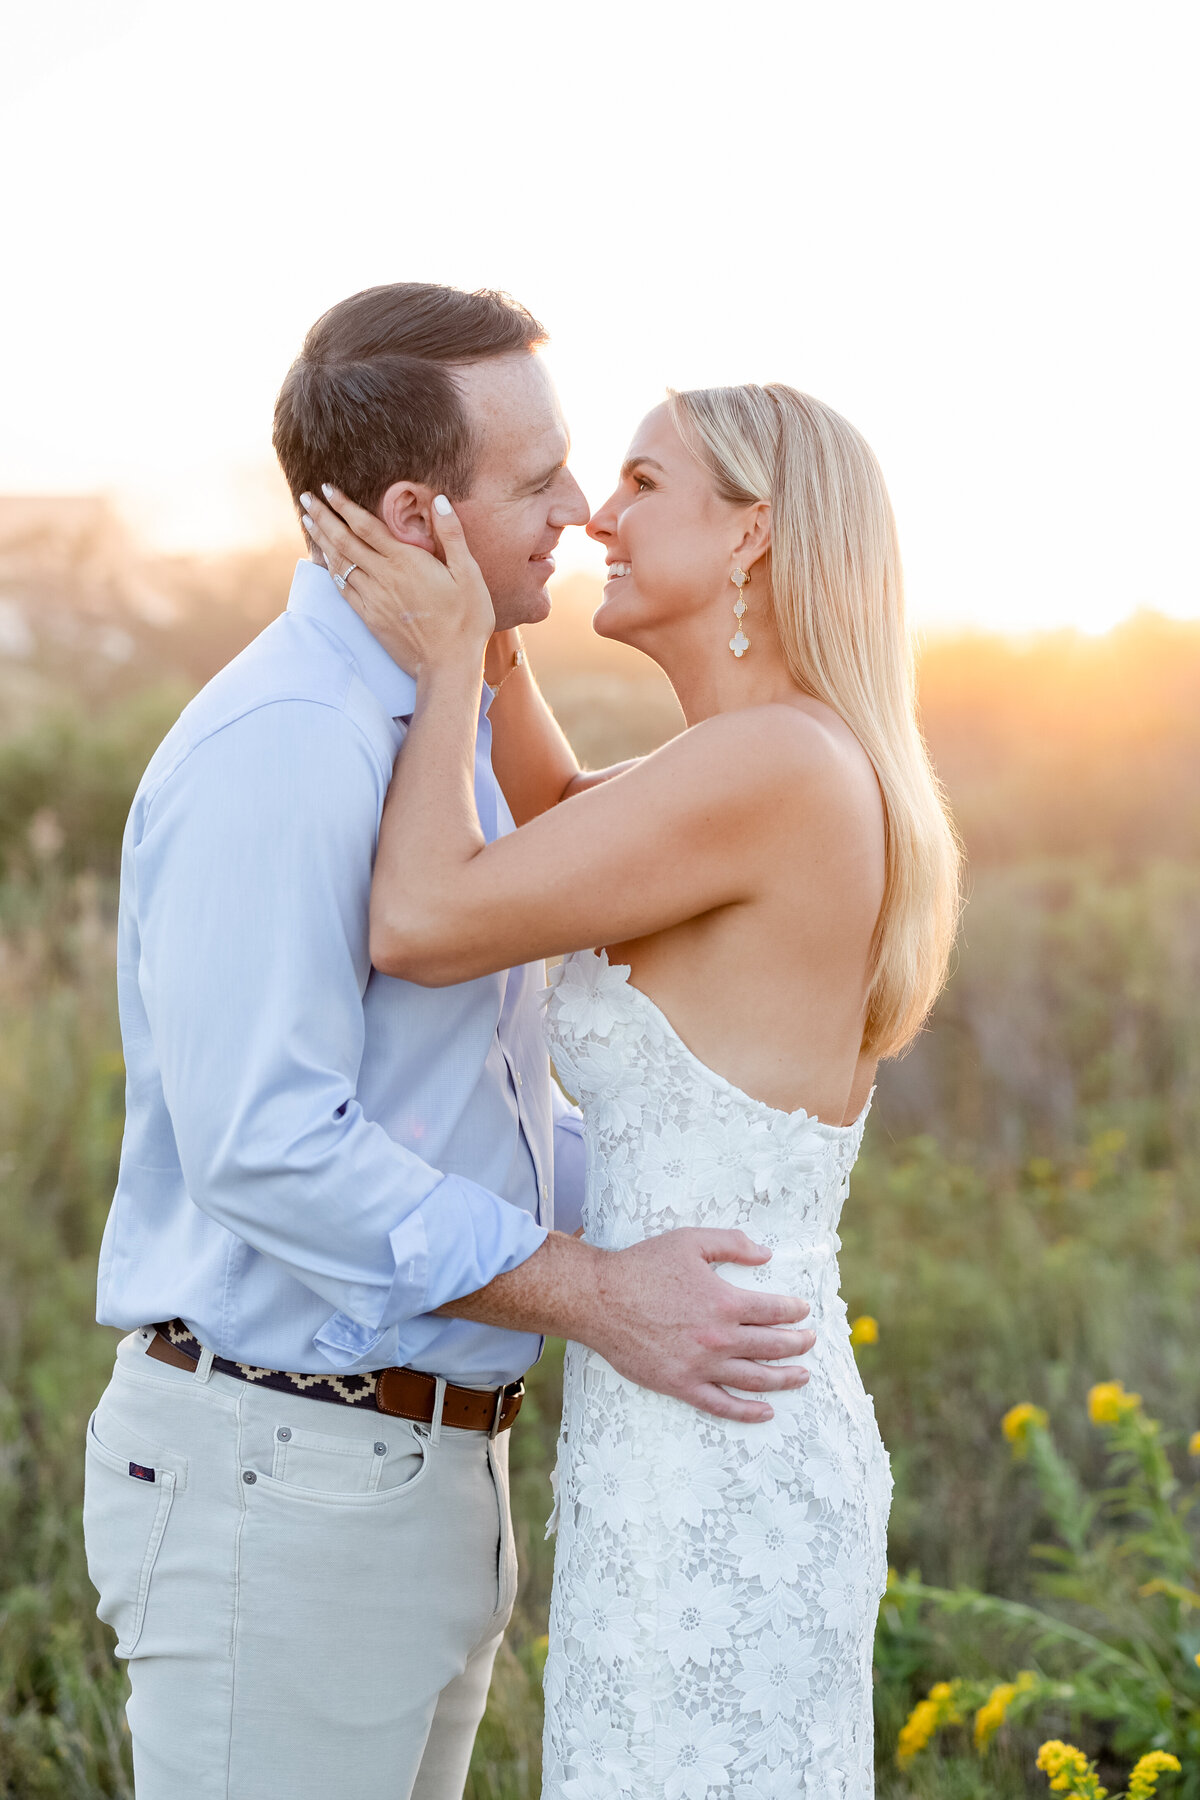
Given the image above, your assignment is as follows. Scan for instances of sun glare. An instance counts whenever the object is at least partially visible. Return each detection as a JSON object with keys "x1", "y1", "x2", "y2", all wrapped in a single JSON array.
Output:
[{"x1": 1, "y1": 2, "x2": 1196, "y2": 638}]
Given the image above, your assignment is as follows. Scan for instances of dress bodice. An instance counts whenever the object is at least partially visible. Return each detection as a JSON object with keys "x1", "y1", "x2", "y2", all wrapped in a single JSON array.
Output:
[{"x1": 543, "y1": 949, "x2": 870, "y2": 1289}]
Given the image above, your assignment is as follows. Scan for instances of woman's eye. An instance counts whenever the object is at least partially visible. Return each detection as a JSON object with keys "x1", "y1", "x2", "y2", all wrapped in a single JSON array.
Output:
[{"x1": 635, "y1": 477, "x2": 652, "y2": 492}]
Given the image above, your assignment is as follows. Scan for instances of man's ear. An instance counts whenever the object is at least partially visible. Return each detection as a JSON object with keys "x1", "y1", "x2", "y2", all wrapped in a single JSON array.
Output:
[{"x1": 378, "y1": 481, "x2": 437, "y2": 553}]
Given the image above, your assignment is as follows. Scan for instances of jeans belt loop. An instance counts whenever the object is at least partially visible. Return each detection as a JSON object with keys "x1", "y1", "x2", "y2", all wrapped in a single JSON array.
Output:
[
  {"x1": 193, "y1": 1345, "x2": 215, "y2": 1383},
  {"x1": 429, "y1": 1375, "x2": 447, "y2": 1447}
]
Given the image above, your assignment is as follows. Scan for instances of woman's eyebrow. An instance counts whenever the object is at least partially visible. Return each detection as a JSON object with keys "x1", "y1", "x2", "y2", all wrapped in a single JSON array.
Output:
[{"x1": 620, "y1": 455, "x2": 666, "y2": 480}]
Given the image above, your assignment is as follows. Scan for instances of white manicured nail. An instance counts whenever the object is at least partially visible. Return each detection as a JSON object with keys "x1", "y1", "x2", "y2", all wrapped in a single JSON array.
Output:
[
  {"x1": 321, "y1": 483, "x2": 335, "y2": 499},
  {"x1": 302, "y1": 513, "x2": 315, "y2": 532},
  {"x1": 433, "y1": 494, "x2": 453, "y2": 515},
  {"x1": 299, "y1": 492, "x2": 314, "y2": 509}
]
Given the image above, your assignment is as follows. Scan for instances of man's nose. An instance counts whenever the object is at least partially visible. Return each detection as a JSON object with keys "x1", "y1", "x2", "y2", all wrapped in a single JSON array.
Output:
[{"x1": 554, "y1": 468, "x2": 590, "y2": 529}]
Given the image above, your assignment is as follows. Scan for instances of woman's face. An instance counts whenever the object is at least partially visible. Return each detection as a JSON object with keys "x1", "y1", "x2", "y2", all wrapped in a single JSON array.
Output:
[{"x1": 586, "y1": 405, "x2": 753, "y2": 650}]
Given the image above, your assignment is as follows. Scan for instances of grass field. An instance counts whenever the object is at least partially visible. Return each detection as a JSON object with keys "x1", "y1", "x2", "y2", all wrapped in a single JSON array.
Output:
[{"x1": 0, "y1": 598, "x2": 1197, "y2": 1797}]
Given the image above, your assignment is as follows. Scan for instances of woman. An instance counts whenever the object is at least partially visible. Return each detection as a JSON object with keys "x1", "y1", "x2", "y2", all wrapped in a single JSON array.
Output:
[{"x1": 301, "y1": 384, "x2": 960, "y2": 1797}]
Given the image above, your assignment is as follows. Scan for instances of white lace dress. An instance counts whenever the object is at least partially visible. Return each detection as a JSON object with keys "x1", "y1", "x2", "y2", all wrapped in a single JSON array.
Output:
[{"x1": 540, "y1": 950, "x2": 892, "y2": 1800}]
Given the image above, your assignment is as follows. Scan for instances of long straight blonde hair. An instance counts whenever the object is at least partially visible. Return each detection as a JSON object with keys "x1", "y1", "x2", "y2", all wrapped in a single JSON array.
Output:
[{"x1": 668, "y1": 383, "x2": 962, "y2": 1059}]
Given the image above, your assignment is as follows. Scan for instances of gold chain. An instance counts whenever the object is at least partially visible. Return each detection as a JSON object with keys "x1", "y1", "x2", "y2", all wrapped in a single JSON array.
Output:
[{"x1": 488, "y1": 636, "x2": 526, "y2": 697}]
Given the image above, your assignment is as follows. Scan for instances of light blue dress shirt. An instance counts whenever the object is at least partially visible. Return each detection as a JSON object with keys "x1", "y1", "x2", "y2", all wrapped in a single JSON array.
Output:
[{"x1": 97, "y1": 560, "x2": 585, "y2": 1388}]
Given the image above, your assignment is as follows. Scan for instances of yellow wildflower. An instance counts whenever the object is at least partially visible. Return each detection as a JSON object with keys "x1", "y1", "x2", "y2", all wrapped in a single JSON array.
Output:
[
  {"x1": 1036, "y1": 1741, "x2": 1105, "y2": 1798},
  {"x1": 1002, "y1": 1402, "x2": 1048, "y2": 1457},
  {"x1": 1087, "y1": 1380, "x2": 1142, "y2": 1426},
  {"x1": 849, "y1": 1315, "x2": 879, "y2": 1347},
  {"x1": 896, "y1": 1679, "x2": 963, "y2": 1765},
  {"x1": 973, "y1": 1670, "x2": 1037, "y2": 1750},
  {"x1": 1126, "y1": 1751, "x2": 1182, "y2": 1800},
  {"x1": 1188, "y1": 1430, "x2": 1200, "y2": 1456},
  {"x1": 897, "y1": 1699, "x2": 938, "y2": 1765}
]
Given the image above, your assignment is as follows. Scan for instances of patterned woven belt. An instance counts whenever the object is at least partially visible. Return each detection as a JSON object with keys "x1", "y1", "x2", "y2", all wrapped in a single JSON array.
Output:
[{"x1": 149, "y1": 1320, "x2": 524, "y2": 1435}]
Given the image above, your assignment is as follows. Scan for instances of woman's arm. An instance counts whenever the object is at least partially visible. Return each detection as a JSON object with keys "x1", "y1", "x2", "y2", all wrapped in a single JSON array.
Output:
[
  {"x1": 303, "y1": 486, "x2": 642, "y2": 824},
  {"x1": 301, "y1": 489, "x2": 815, "y2": 985},
  {"x1": 482, "y1": 627, "x2": 580, "y2": 824}
]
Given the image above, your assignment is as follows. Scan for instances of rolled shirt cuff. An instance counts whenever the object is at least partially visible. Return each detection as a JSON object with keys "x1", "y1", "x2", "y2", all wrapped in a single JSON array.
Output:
[{"x1": 313, "y1": 1172, "x2": 549, "y2": 1367}]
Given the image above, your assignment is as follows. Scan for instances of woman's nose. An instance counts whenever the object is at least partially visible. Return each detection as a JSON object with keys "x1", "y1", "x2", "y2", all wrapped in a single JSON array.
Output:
[{"x1": 586, "y1": 494, "x2": 617, "y2": 542}]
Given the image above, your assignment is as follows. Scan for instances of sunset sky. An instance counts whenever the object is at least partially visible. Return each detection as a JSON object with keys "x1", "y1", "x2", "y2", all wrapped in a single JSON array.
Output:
[{"x1": 3, "y1": 0, "x2": 1197, "y2": 634}]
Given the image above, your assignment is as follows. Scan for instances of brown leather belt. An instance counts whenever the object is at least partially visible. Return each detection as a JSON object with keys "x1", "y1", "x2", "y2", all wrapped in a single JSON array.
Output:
[{"x1": 146, "y1": 1320, "x2": 523, "y2": 1436}]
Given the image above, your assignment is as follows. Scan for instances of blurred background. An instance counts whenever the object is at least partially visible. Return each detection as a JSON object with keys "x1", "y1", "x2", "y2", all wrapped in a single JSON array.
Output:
[{"x1": 1, "y1": 2, "x2": 1198, "y2": 1795}]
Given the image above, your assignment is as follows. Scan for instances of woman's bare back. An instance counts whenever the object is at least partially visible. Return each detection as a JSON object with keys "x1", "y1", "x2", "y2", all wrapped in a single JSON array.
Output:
[{"x1": 606, "y1": 695, "x2": 885, "y2": 1127}]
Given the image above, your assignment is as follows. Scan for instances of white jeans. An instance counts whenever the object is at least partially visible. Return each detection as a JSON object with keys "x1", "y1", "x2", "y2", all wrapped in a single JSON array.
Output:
[{"x1": 83, "y1": 1330, "x2": 518, "y2": 1799}]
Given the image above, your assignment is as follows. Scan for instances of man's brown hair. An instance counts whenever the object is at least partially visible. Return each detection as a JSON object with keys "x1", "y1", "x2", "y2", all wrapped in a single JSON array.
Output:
[{"x1": 272, "y1": 283, "x2": 548, "y2": 516}]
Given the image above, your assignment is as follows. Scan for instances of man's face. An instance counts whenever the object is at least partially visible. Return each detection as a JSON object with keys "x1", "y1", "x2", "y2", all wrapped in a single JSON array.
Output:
[{"x1": 450, "y1": 353, "x2": 589, "y2": 631}]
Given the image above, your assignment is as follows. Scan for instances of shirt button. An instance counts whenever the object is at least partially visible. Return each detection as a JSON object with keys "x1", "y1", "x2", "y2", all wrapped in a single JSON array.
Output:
[
  {"x1": 542, "y1": 1183, "x2": 549, "y2": 1202},
  {"x1": 516, "y1": 1072, "x2": 523, "y2": 1088},
  {"x1": 242, "y1": 1470, "x2": 257, "y2": 1485}
]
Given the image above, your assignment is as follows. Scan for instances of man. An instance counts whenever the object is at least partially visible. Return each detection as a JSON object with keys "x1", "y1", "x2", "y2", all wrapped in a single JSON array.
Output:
[{"x1": 83, "y1": 282, "x2": 813, "y2": 1798}]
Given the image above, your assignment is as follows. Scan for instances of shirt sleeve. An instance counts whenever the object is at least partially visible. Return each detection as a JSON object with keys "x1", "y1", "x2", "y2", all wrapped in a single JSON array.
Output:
[
  {"x1": 132, "y1": 699, "x2": 548, "y2": 1368},
  {"x1": 551, "y1": 1082, "x2": 587, "y2": 1238}
]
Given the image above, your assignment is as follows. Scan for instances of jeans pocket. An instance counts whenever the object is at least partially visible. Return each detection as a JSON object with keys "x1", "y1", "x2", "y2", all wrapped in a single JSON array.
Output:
[
  {"x1": 270, "y1": 1423, "x2": 390, "y2": 1495},
  {"x1": 82, "y1": 1409, "x2": 179, "y2": 1657},
  {"x1": 255, "y1": 1419, "x2": 428, "y2": 1505}
]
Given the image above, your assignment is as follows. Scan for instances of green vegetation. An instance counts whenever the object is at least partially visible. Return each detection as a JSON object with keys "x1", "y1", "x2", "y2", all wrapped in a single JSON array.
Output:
[{"x1": 0, "y1": 609, "x2": 1197, "y2": 1795}]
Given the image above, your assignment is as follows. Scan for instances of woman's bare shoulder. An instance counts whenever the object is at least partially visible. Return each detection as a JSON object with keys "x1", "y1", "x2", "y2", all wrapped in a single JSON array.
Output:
[{"x1": 645, "y1": 700, "x2": 878, "y2": 819}]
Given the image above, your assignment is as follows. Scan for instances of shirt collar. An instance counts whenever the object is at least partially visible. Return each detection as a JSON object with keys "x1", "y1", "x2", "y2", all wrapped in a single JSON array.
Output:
[
  {"x1": 286, "y1": 560, "x2": 418, "y2": 720},
  {"x1": 285, "y1": 560, "x2": 495, "y2": 724}
]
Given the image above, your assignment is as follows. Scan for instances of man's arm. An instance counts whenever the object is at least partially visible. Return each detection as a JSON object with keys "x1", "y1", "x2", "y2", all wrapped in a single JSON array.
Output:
[
  {"x1": 440, "y1": 1228, "x2": 814, "y2": 1426},
  {"x1": 134, "y1": 700, "x2": 548, "y2": 1368}
]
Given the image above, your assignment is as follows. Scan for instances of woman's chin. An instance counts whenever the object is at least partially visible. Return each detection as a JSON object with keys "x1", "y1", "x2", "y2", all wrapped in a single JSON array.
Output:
[{"x1": 591, "y1": 591, "x2": 636, "y2": 644}]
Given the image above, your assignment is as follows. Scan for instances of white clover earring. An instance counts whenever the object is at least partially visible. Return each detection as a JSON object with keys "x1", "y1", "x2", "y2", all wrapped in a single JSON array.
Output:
[{"x1": 729, "y1": 567, "x2": 750, "y2": 657}]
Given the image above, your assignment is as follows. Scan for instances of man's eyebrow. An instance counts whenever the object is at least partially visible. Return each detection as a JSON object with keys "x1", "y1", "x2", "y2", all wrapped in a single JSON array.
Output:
[{"x1": 620, "y1": 455, "x2": 666, "y2": 481}]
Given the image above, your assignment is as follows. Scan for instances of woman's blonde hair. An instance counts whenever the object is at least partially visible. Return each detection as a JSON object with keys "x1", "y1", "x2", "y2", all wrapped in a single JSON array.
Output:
[{"x1": 667, "y1": 383, "x2": 962, "y2": 1059}]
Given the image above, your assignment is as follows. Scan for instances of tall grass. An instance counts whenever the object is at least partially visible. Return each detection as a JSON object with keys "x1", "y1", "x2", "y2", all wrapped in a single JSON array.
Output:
[
  {"x1": 0, "y1": 647, "x2": 1196, "y2": 1795},
  {"x1": 1, "y1": 855, "x2": 1195, "y2": 1796}
]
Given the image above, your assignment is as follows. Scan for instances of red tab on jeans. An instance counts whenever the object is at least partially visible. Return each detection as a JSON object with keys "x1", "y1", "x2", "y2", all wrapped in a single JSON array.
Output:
[{"x1": 128, "y1": 1461, "x2": 156, "y2": 1482}]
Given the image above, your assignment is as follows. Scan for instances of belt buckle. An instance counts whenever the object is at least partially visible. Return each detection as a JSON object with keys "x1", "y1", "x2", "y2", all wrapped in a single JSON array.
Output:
[{"x1": 490, "y1": 1377, "x2": 524, "y2": 1439}]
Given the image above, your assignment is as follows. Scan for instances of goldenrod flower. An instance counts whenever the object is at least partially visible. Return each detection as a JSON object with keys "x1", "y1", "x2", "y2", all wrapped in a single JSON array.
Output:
[
  {"x1": 1126, "y1": 1751, "x2": 1182, "y2": 1799},
  {"x1": 1036, "y1": 1741, "x2": 1107, "y2": 1798},
  {"x1": 1087, "y1": 1380, "x2": 1142, "y2": 1426},
  {"x1": 896, "y1": 1679, "x2": 963, "y2": 1765},
  {"x1": 849, "y1": 1314, "x2": 879, "y2": 1347},
  {"x1": 1188, "y1": 1429, "x2": 1200, "y2": 1456},
  {"x1": 973, "y1": 1670, "x2": 1037, "y2": 1750},
  {"x1": 1002, "y1": 1402, "x2": 1048, "y2": 1457}
]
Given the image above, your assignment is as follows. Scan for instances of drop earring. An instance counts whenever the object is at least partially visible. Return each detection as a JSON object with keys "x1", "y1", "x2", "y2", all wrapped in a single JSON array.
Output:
[{"x1": 729, "y1": 567, "x2": 750, "y2": 657}]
